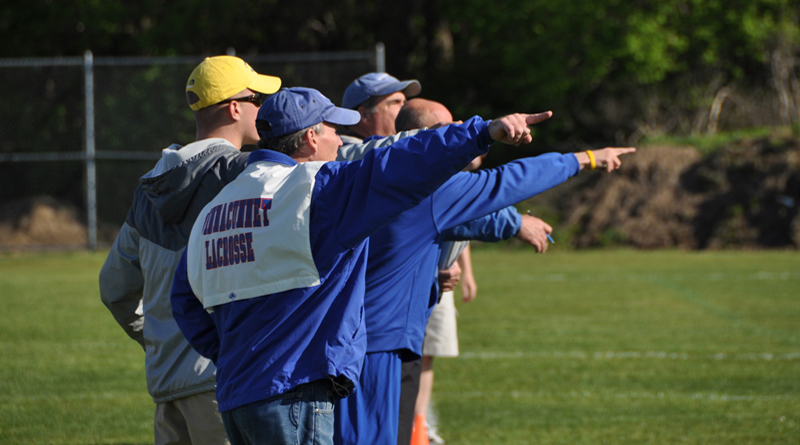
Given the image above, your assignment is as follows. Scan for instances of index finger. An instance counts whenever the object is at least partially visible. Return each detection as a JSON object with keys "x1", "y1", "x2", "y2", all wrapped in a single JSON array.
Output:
[{"x1": 524, "y1": 111, "x2": 553, "y2": 125}]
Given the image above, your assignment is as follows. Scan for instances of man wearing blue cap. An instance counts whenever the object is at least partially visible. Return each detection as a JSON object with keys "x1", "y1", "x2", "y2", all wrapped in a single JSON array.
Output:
[
  {"x1": 170, "y1": 87, "x2": 553, "y2": 445},
  {"x1": 340, "y1": 75, "x2": 463, "y2": 445},
  {"x1": 342, "y1": 72, "x2": 421, "y2": 140},
  {"x1": 336, "y1": 72, "x2": 424, "y2": 162}
]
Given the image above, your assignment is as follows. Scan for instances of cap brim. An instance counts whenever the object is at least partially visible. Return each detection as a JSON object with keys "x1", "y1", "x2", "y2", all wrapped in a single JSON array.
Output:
[
  {"x1": 324, "y1": 107, "x2": 361, "y2": 126},
  {"x1": 248, "y1": 74, "x2": 282, "y2": 95},
  {"x1": 375, "y1": 79, "x2": 421, "y2": 99}
]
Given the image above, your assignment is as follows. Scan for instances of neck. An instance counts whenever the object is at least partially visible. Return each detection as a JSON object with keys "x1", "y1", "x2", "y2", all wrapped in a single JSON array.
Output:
[
  {"x1": 291, "y1": 145, "x2": 316, "y2": 163},
  {"x1": 196, "y1": 125, "x2": 243, "y2": 149},
  {"x1": 348, "y1": 123, "x2": 374, "y2": 139}
]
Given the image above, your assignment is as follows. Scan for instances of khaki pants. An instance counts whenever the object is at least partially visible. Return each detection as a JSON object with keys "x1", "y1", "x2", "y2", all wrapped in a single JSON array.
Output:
[
  {"x1": 421, "y1": 290, "x2": 459, "y2": 357},
  {"x1": 154, "y1": 391, "x2": 229, "y2": 445}
]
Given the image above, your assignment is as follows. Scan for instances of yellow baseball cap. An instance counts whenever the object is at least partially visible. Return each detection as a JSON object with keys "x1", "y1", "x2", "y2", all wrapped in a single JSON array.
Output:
[{"x1": 186, "y1": 56, "x2": 282, "y2": 111}]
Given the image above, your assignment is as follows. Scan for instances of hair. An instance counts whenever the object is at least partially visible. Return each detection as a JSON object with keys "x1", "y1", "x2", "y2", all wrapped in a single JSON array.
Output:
[
  {"x1": 257, "y1": 122, "x2": 324, "y2": 157},
  {"x1": 395, "y1": 106, "x2": 429, "y2": 132},
  {"x1": 358, "y1": 95, "x2": 382, "y2": 116}
]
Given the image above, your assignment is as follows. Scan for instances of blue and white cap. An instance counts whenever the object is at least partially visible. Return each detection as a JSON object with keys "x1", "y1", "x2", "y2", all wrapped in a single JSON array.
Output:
[
  {"x1": 341, "y1": 73, "x2": 421, "y2": 109},
  {"x1": 256, "y1": 87, "x2": 361, "y2": 138}
]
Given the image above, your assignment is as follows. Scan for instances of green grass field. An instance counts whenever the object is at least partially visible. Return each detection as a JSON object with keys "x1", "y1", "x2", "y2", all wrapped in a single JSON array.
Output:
[{"x1": 1, "y1": 249, "x2": 798, "y2": 444}]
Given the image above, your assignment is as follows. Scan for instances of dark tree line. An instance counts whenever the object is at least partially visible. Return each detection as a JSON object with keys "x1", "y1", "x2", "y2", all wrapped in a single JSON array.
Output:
[{"x1": 3, "y1": 0, "x2": 799, "y2": 150}]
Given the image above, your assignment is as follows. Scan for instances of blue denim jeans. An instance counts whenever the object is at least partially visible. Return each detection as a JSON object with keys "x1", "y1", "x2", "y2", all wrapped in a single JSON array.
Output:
[{"x1": 221, "y1": 379, "x2": 335, "y2": 445}]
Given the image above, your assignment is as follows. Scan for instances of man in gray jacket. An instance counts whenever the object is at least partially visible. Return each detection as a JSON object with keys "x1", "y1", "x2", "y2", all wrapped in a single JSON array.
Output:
[
  {"x1": 336, "y1": 72, "x2": 422, "y2": 162},
  {"x1": 99, "y1": 55, "x2": 280, "y2": 445}
]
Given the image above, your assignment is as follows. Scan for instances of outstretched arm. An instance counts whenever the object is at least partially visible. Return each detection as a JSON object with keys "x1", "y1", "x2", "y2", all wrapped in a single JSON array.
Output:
[
  {"x1": 574, "y1": 147, "x2": 637, "y2": 172},
  {"x1": 431, "y1": 146, "x2": 636, "y2": 234},
  {"x1": 321, "y1": 111, "x2": 562, "y2": 250}
]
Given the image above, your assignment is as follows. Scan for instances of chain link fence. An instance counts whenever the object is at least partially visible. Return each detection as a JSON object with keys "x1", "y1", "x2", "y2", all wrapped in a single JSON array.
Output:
[{"x1": 0, "y1": 46, "x2": 384, "y2": 250}]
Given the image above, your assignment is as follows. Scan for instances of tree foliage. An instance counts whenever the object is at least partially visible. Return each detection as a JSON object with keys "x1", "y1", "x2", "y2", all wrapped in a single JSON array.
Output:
[
  {"x1": 1, "y1": 0, "x2": 799, "y2": 146},
  {"x1": 418, "y1": 0, "x2": 800, "y2": 147}
]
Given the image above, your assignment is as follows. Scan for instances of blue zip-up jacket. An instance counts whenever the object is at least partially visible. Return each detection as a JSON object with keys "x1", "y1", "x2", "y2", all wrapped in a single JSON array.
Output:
[
  {"x1": 362, "y1": 153, "x2": 581, "y2": 357},
  {"x1": 171, "y1": 117, "x2": 493, "y2": 412}
]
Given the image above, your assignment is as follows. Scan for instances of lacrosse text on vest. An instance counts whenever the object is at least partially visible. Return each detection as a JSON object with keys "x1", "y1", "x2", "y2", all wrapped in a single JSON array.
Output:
[{"x1": 201, "y1": 198, "x2": 272, "y2": 270}]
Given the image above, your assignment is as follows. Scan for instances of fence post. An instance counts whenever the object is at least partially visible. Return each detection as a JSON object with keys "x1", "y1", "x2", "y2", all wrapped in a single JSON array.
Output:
[
  {"x1": 84, "y1": 50, "x2": 97, "y2": 250},
  {"x1": 376, "y1": 42, "x2": 385, "y2": 73}
]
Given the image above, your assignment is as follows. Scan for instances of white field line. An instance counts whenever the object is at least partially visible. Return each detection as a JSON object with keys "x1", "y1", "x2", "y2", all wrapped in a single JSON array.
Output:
[
  {"x1": 459, "y1": 351, "x2": 800, "y2": 361},
  {"x1": 1, "y1": 391, "x2": 134, "y2": 403},
  {"x1": 0, "y1": 340, "x2": 127, "y2": 350},
  {"x1": 516, "y1": 271, "x2": 800, "y2": 282},
  {"x1": 436, "y1": 389, "x2": 796, "y2": 402}
]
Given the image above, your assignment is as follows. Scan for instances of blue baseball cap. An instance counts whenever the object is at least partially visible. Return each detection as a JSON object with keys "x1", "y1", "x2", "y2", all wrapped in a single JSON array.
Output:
[
  {"x1": 256, "y1": 87, "x2": 361, "y2": 138},
  {"x1": 341, "y1": 73, "x2": 421, "y2": 109}
]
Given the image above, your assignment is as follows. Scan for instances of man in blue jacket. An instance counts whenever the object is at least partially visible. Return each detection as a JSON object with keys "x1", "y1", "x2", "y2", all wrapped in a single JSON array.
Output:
[
  {"x1": 398, "y1": 98, "x2": 555, "y2": 445},
  {"x1": 334, "y1": 109, "x2": 636, "y2": 444},
  {"x1": 170, "y1": 87, "x2": 555, "y2": 445},
  {"x1": 338, "y1": 78, "x2": 537, "y2": 445}
]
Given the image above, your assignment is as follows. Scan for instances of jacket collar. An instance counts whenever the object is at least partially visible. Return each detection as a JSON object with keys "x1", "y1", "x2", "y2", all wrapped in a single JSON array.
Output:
[{"x1": 247, "y1": 149, "x2": 299, "y2": 167}]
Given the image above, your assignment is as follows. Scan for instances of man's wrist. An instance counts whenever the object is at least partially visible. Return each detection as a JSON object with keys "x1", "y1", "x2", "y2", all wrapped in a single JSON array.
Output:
[
  {"x1": 574, "y1": 152, "x2": 590, "y2": 170},
  {"x1": 478, "y1": 122, "x2": 494, "y2": 148}
]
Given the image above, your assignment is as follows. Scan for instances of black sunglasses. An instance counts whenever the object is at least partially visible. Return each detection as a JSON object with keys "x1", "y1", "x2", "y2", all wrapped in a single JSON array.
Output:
[{"x1": 219, "y1": 93, "x2": 265, "y2": 107}]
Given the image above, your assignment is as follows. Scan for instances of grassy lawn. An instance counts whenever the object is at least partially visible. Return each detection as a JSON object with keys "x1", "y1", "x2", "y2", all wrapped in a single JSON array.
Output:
[
  {"x1": 436, "y1": 248, "x2": 800, "y2": 444},
  {"x1": 0, "y1": 249, "x2": 798, "y2": 444},
  {"x1": 0, "y1": 251, "x2": 151, "y2": 445}
]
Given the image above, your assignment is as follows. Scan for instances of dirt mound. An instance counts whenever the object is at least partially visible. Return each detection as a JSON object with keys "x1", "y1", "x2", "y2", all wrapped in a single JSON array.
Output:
[
  {"x1": 565, "y1": 146, "x2": 703, "y2": 248},
  {"x1": 561, "y1": 137, "x2": 800, "y2": 248},
  {"x1": 3, "y1": 137, "x2": 800, "y2": 250},
  {"x1": 0, "y1": 196, "x2": 88, "y2": 247}
]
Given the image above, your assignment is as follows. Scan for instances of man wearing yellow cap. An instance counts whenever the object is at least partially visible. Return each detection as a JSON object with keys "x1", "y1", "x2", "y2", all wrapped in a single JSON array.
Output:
[{"x1": 100, "y1": 56, "x2": 280, "y2": 445}]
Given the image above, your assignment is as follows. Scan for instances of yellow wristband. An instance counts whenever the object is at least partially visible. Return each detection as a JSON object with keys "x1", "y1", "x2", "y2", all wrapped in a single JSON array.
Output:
[{"x1": 586, "y1": 150, "x2": 596, "y2": 170}]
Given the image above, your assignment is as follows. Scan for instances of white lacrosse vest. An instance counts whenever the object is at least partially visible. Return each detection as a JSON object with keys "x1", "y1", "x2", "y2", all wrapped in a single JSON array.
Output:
[{"x1": 186, "y1": 160, "x2": 326, "y2": 309}]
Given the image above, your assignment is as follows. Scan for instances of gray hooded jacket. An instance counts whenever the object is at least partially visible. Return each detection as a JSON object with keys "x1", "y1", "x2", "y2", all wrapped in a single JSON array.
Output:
[{"x1": 99, "y1": 138, "x2": 249, "y2": 403}]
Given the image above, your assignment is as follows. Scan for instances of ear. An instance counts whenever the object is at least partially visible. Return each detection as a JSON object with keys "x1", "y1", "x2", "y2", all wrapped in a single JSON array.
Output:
[
  {"x1": 226, "y1": 101, "x2": 243, "y2": 122},
  {"x1": 357, "y1": 105, "x2": 371, "y2": 124},
  {"x1": 301, "y1": 127, "x2": 319, "y2": 156}
]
